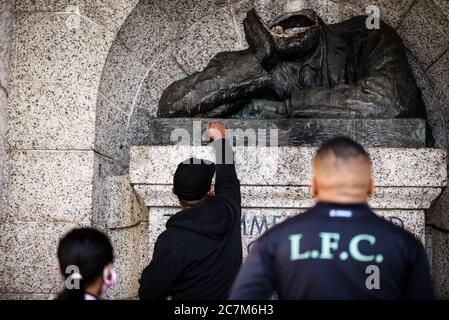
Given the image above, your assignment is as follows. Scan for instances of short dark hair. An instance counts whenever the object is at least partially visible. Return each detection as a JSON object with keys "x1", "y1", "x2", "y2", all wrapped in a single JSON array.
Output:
[
  {"x1": 315, "y1": 137, "x2": 371, "y2": 163},
  {"x1": 56, "y1": 228, "x2": 114, "y2": 300}
]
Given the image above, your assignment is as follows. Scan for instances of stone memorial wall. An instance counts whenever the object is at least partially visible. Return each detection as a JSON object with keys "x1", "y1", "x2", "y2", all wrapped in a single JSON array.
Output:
[
  {"x1": 130, "y1": 146, "x2": 446, "y2": 259},
  {"x1": 1, "y1": 0, "x2": 449, "y2": 300}
]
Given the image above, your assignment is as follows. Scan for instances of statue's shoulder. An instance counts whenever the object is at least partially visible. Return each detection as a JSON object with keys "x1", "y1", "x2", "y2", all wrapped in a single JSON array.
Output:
[
  {"x1": 331, "y1": 15, "x2": 395, "y2": 32},
  {"x1": 330, "y1": 15, "x2": 398, "y2": 40}
]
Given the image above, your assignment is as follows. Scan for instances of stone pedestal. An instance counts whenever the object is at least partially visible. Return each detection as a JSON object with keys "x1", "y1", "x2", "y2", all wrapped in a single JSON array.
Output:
[
  {"x1": 132, "y1": 118, "x2": 427, "y2": 148},
  {"x1": 129, "y1": 145, "x2": 446, "y2": 258}
]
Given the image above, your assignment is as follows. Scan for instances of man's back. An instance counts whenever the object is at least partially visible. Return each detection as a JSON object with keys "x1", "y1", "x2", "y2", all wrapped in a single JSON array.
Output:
[
  {"x1": 230, "y1": 202, "x2": 434, "y2": 300},
  {"x1": 151, "y1": 197, "x2": 242, "y2": 299},
  {"x1": 139, "y1": 138, "x2": 242, "y2": 300}
]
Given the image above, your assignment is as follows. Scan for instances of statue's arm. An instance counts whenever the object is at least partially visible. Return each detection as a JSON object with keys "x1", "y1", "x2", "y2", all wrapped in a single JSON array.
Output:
[
  {"x1": 158, "y1": 50, "x2": 272, "y2": 118},
  {"x1": 287, "y1": 76, "x2": 404, "y2": 118},
  {"x1": 243, "y1": 9, "x2": 277, "y2": 70}
]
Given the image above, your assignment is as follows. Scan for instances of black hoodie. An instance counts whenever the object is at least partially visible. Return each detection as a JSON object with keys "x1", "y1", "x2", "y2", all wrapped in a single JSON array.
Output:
[{"x1": 139, "y1": 140, "x2": 242, "y2": 300}]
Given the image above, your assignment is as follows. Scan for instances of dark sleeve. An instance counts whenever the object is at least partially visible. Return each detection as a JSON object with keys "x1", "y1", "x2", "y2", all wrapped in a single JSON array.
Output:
[
  {"x1": 212, "y1": 139, "x2": 241, "y2": 211},
  {"x1": 138, "y1": 236, "x2": 182, "y2": 300},
  {"x1": 402, "y1": 241, "x2": 435, "y2": 300},
  {"x1": 229, "y1": 239, "x2": 275, "y2": 300}
]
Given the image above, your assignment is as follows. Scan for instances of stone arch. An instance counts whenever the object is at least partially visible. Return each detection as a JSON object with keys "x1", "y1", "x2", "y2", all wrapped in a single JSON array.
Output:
[
  {"x1": 94, "y1": 0, "x2": 449, "y2": 298},
  {"x1": 96, "y1": 0, "x2": 449, "y2": 169}
]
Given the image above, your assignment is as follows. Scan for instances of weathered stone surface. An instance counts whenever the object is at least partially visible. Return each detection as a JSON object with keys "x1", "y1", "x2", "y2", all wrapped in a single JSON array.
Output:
[
  {"x1": 427, "y1": 51, "x2": 449, "y2": 118},
  {"x1": 229, "y1": 0, "x2": 253, "y2": 50},
  {"x1": 13, "y1": 0, "x2": 76, "y2": 11},
  {"x1": 4, "y1": 151, "x2": 94, "y2": 223},
  {"x1": 0, "y1": 0, "x2": 11, "y2": 225},
  {"x1": 398, "y1": 0, "x2": 449, "y2": 68},
  {"x1": 330, "y1": 0, "x2": 415, "y2": 27},
  {"x1": 407, "y1": 52, "x2": 447, "y2": 148},
  {"x1": 431, "y1": 228, "x2": 449, "y2": 299},
  {"x1": 11, "y1": 12, "x2": 114, "y2": 83},
  {"x1": 0, "y1": 222, "x2": 83, "y2": 294},
  {"x1": 0, "y1": 136, "x2": 8, "y2": 221},
  {"x1": 92, "y1": 153, "x2": 147, "y2": 229},
  {"x1": 102, "y1": 222, "x2": 148, "y2": 300},
  {"x1": 145, "y1": 207, "x2": 426, "y2": 260},
  {"x1": 7, "y1": 82, "x2": 96, "y2": 149},
  {"x1": 285, "y1": 0, "x2": 359, "y2": 25},
  {"x1": 130, "y1": 146, "x2": 446, "y2": 187},
  {"x1": 98, "y1": 41, "x2": 149, "y2": 114},
  {"x1": 0, "y1": 0, "x2": 12, "y2": 91},
  {"x1": 159, "y1": 0, "x2": 229, "y2": 30},
  {"x1": 132, "y1": 144, "x2": 443, "y2": 264},
  {"x1": 0, "y1": 88, "x2": 6, "y2": 138},
  {"x1": 127, "y1": 106, "x2": 155, "y2": 148},
  {"x1": 251, "y1": 0, "x2": 288, "y2": 23},
  {"x1": 0, "y1": 293, "x2": 50, "y2": 300},
  {"x1": 117, "y1": 1, "x2": 175, "y2": 67},
  {"x1": 134, "y1": 184, "x2": 442, "y2": 210},
  {"x1": 94, "y1": 95, "x2": 129, "y2": 163},
  {"x1": 135, "y1": 118, "x2": 427, "y2": 148},
  {"x1": 433, "y1": 0, "x2": 449, "y2": 21},
  {"x1": 170, "y1": 7, "x2": 241, "y2": 74},
  {"x1": 133, "y1": 55, "x2": 187, "y2": 119},
  {"x1": 427, "y1": 187, "x2": 449, "y2": 230},
  {"x1": 0, "y1": 83, "x2": 6, "y2": 142},
  {"x1": 80, "y1": 0, "x2": 139, "y2": 34}
]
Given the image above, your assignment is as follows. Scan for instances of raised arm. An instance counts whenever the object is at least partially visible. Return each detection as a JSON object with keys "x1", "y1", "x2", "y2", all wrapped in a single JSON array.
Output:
[{"x1": 206, "y1": 122, "x2": 241, "y2": 210}]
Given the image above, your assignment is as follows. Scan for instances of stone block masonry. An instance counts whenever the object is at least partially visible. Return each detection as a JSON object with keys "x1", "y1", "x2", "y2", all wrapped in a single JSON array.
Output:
[{"x1": 130, "y1": 145, "x2": 446, "y2": 259}]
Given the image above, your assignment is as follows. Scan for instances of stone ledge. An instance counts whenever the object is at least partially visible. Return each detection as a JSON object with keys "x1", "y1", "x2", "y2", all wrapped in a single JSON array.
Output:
[
  {"x1": 131, "y1": 145, "x2": 445, "y2": 262},
  {"x1": 146, "y1": 208, "x2": 426, "y2": 259},
  {"x1": 133, "y1": 185, "x2": 441, "y2": 210},
  {"x1": 130, "y1": 146, "x2": 447, "y2": 187},
  {"x1": 133, "y1": 118, "x2": 427, "y2": 148}
]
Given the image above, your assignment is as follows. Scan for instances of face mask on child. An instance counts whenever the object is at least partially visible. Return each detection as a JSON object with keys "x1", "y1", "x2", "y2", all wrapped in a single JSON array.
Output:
[{"x1": 101, "y1": 265, "x2": 117, "y2": 297}]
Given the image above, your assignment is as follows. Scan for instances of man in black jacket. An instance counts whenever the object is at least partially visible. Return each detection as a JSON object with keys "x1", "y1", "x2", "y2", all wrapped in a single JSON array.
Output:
[
  {"x1": 230, "y1": 137, "x2": 434, "y2": 300},
  {"x1": 139, "y1": 122, "x2": 242, "y2": 300}
]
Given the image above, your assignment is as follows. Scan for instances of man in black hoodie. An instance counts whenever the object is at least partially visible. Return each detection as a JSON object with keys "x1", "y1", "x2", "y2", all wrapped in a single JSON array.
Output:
[{"x1": 139, "y1": 122, "x2": 242, "y2": 300}]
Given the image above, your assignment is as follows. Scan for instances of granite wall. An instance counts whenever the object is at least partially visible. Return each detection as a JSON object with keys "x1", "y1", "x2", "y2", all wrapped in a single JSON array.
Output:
[
  {"x1": 0, "y1": 0, "x2": 145, "y2": 300},
  {"x1": 98, "y1": 0, "x2": 449, "y2": 298},
  {"x1": 0, "y1": 0, "x2": 11, "y2": 223},
  {"x1": 1, "y1": 0, "x2": 449, "y2": 300}
]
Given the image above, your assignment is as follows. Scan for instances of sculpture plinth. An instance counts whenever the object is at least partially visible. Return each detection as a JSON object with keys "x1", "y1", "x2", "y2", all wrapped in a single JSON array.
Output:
[
  {"x1": 129, "y1": 145, "x2": 446, "y2": 258},
  {"x1": 134, "y1": 118, "x2": 427, "y2": 148}
]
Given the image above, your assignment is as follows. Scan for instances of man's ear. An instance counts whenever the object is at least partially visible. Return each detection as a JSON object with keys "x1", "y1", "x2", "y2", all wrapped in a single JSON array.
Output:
[
  {"x1": 368, "y1": 178, "x2": 375, "y2": 197},
  {"x1": 310, "y1": 178, "x2": 318, "y2": 197}
]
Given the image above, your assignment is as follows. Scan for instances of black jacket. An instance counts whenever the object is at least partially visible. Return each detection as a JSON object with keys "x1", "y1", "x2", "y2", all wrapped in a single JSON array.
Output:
[
  {"x1": 139, "y1": 140, "x2": 242, "y2": 300},
  {"x1": 230, "y1": 202, "x2": 434, "y2": 300}
]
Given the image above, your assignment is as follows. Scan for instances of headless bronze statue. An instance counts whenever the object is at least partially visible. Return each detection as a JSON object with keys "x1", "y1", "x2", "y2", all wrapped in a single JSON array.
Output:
[{"x1": 158, "y1": 9, "x2": 425, "y2": 119}]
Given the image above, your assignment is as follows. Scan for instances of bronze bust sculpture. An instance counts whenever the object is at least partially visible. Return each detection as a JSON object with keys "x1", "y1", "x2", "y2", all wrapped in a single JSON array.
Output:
[{"x1": 157, "y1": 9, "x2": 425, "y2": 120}]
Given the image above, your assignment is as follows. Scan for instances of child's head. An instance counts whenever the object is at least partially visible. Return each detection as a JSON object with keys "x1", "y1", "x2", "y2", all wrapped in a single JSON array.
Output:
[{"x1": 57, "y1": 228, "x2": 115, "y2": 300}]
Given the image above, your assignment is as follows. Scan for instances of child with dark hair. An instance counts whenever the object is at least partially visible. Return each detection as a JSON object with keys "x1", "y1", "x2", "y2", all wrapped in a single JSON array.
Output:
[{"x1": 55, "y1": 228, "x2": 116, "y2": 300}]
